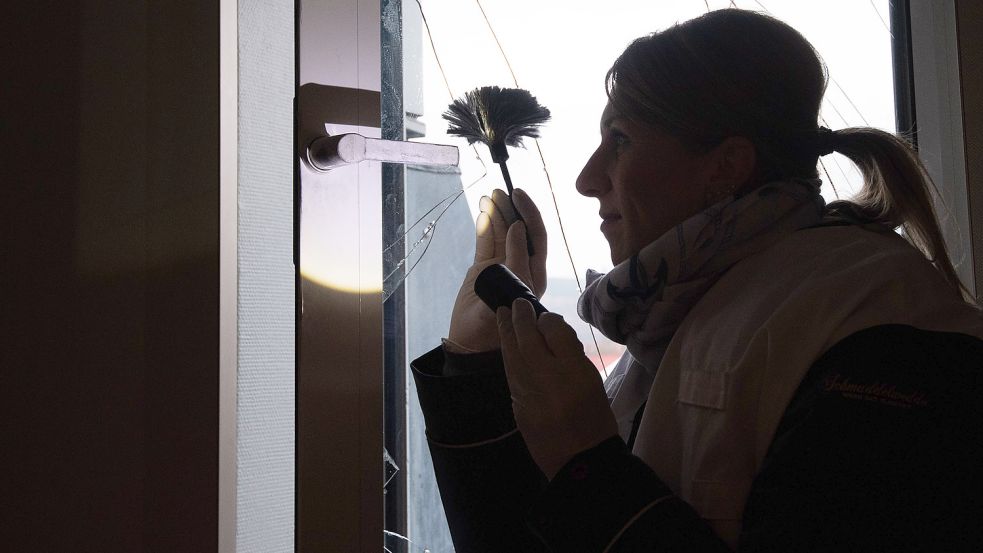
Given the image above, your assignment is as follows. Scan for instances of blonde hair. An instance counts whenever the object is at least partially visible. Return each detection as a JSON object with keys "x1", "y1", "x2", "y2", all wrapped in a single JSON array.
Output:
[{"x1": 835, "y1": 127, "x2": 968, "y2": 297}]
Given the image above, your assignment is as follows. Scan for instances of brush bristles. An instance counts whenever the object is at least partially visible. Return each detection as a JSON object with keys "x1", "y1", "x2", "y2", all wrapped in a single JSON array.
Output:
[{"x1": 442, "y1": 86, "x2": 551, "y2": 148}]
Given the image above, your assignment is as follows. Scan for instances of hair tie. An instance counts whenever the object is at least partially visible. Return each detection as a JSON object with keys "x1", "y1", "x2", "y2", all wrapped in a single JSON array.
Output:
[{"x1": 815, "y1": 126, "x2": 836, "y2": 156}]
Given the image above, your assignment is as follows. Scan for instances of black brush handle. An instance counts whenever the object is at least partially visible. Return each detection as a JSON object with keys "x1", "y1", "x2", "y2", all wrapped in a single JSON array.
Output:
[
  {"x1": 474, "y1": 263, "x2": 549, "y2": 316},
  {"x1": 497, "y1": 156, "x2": 516, "y2": 195},
  {"x1": 496, "y1": 161, "x2": 535, "y2": 256}
]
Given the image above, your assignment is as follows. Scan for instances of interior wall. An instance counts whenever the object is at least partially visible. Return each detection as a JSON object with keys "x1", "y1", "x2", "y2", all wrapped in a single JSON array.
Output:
[
  {"x1": 235, "y1": 1, "x2": 295, "y2": 552},
  {"x1": 2, "y1": 2, "x2": 221, "y2": 551}
]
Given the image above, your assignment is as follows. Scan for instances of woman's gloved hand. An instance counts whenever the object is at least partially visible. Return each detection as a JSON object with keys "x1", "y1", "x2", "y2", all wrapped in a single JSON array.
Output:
[
  {"x1": 496, "y1": 298, "x2": 619, "y2": 480},
  {"x1": 447, "y1": 188, "x2": 547, "y2": 352}
]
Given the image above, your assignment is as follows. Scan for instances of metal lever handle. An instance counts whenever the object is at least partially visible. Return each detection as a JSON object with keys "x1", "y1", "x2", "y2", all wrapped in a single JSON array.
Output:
[{"x1": 306, "y1": 133, "x2": 459, "y2": 172}]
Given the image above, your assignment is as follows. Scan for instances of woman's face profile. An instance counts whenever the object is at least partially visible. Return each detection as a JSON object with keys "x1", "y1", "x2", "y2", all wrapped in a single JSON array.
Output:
[{"x1": 576, "y1": 102, "x2": 713, "y2": 265}]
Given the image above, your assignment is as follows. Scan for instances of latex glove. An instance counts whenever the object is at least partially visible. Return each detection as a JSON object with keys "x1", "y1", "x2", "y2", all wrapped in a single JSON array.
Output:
[
  {"x1": 447, "y1": 188, "x2": 547, "y2": 352},
  {"x1": 497, "y1": 298, "x2": 619, "y2": 479}
]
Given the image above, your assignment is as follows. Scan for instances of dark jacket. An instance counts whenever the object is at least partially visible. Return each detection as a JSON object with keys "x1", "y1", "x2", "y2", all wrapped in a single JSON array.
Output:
[{"x1": 411, "y1": 324, "x2": 983, "y2": 552}]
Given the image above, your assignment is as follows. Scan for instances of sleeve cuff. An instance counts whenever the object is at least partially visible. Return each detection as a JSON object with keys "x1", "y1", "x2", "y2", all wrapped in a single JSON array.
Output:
[
  {"x1": 528, "y1": 436, "x2": 676, "y2": 552},
  {"x1": 441, "y1": 337, "x2": 479, "y2": 355},
  {"x1": 410, "y1": 345, "x2": 517, "y2": 445}
]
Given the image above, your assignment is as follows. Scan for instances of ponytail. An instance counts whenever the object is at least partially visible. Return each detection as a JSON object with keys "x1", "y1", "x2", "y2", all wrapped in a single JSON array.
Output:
[{"x1": 830, "y1": 127, "x2": 973, "y2": 301}]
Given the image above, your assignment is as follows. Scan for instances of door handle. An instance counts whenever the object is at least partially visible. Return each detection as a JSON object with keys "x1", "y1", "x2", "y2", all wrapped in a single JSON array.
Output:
[{"x1": 305, "y1": 133, "x2": 459, "y2": 172}]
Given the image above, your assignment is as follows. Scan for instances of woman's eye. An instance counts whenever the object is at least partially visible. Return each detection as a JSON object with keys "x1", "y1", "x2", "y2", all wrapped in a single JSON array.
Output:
[{"x1": 609, "y1": 130, "x2": 629, "y2": 149}]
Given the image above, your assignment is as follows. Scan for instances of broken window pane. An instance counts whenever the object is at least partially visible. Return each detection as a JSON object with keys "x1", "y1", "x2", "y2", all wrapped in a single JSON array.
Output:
[{"x1": 387, "y1": 2, "x2": 896, "y2": 550}]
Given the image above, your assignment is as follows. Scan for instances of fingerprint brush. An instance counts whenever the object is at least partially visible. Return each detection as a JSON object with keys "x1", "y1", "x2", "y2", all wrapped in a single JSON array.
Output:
[{"x1": 442, "y1": 86, "x2": 551, "y2": 197}]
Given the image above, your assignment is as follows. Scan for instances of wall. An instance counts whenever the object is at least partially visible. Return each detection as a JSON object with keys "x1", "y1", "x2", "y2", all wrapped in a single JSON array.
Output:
[
  {"x1": 2, "y1": 1, "x2": 221, "y2": 551},
  {"x1": 3, "y1": 2, "x2": 297, "y2": 550},
  {"x1": 235, "y1": 1, "x2": 295, "y2": 552}
]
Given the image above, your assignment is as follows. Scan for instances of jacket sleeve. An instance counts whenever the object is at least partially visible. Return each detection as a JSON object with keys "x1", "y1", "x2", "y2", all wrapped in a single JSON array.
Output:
[
  {"x1": 410, "y1": 345, "x2": 549, "y2": 552},
  {"x1": 412, "y1": 344, "x2": 727, "y2": 552}
]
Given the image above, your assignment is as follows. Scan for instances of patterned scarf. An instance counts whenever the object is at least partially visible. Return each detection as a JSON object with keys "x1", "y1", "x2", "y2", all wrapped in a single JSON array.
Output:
[{"x1": 578, "y1": 179, "x2": 826, "y2": 439}]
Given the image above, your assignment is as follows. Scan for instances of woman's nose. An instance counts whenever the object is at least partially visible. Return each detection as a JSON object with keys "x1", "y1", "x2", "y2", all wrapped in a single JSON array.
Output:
[{"x1": 575, "y1": 148, "x2": 609, "y2": 198}]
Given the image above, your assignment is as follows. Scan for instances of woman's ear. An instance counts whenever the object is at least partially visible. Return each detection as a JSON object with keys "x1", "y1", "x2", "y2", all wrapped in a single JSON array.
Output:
[{"x1": 705, "y1": 136, "x2": 757, "y2": 194}]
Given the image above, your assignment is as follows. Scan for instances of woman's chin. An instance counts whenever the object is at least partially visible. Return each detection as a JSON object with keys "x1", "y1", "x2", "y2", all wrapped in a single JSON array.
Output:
[
  {"x1": 603, "y1": 230, "x2": 626, "y2": 265},
  {"x1": 608, "y1": 246, "x2": 629, "y2": 266}
]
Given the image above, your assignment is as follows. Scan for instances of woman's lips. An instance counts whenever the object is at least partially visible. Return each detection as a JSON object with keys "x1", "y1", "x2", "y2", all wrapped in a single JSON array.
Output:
[{"x1": 600, "y1": 215, "x2": 621, "y2": 233}]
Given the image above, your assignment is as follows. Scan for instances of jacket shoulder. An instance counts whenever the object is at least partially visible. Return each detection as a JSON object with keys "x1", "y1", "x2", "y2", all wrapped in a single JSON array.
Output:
[{"x1": 674, "y1": 225, "x2": 981, "y2": 370}]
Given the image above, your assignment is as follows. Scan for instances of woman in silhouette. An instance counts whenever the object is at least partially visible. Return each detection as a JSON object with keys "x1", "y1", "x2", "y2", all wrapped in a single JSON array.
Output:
[{"x1": 411, "y1": 9, "x2": 983, "y2": 551}]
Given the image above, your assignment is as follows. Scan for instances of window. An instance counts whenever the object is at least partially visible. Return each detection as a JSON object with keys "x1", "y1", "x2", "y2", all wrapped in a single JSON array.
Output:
[{"x1": 382, "y1": 1, "x2": 897, "y2": 549}]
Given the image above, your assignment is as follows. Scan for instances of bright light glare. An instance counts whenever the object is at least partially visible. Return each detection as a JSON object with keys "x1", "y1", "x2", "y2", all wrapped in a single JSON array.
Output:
[{"x1": 415, "y1": 0, "x2": 894, "y2": 279}]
